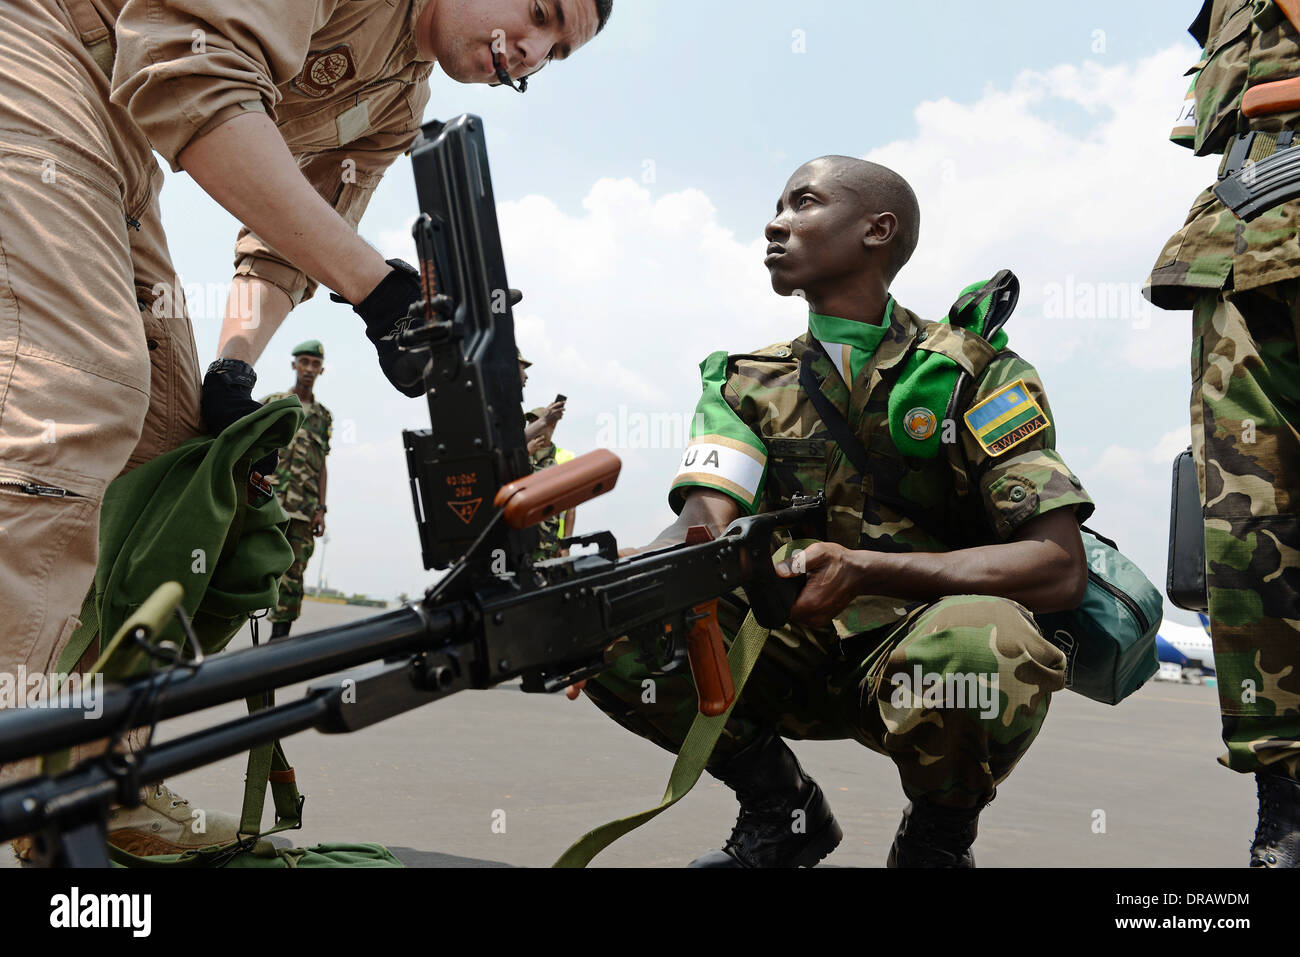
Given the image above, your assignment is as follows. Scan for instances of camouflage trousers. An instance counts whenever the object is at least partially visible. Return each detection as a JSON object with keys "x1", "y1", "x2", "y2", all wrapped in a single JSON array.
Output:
[
  {"x1": 270, "y1": 518, "x2": 317, "y2": 623},
  {"x1": 1192, "y1": 283, "x2": 1300, "y2": 781},
  {"x1": 585, "y1": 592, "x2": 1065, "y2": 809}
]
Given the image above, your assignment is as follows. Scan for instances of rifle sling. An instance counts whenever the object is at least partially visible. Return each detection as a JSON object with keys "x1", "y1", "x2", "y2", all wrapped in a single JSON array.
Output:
[
  {"x1": 796, "y1": 348, "x2": 953, "y2": 543},
  {"x1": 553, "y1": 611, "x2": 770, "y2": 867}
]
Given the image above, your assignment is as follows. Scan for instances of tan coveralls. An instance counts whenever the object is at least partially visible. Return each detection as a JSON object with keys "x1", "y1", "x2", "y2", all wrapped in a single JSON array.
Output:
[{"x1": 0, "y1": 0, "x2": 432, "y2": 781}]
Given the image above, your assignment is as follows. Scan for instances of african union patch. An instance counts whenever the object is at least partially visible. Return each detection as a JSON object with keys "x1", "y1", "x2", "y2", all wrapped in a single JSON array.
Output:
[
  {"x1": 903, "y1": 407, "x2": 937, "y2": 441},
  {"x1": 964, "y1": 378, "x2": 1049, "y2": 457}
]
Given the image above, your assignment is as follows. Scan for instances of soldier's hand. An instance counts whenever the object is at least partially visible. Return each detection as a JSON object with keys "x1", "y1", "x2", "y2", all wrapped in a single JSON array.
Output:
[
  {"x1": 564, "y1": 680, "x2": 588, "y2": 700},
  {"x1": 312, "y1": 509, "x2": 326, "y2": 537},
  {"x1": 774, "y1": 542, "x2": 867, "y2": 628},
  {"x1": 332, "y1": 259, "x2": 427, "y2": 397},
  {"x1": 201, "y1": 358, "x2": 261, "y2": 435},
  {"x1": 540, "y1": 400, "x2": 566, "y2": 426},
  {"x1": 202, "y1": 359, "x2": 278, "y2": 478}
]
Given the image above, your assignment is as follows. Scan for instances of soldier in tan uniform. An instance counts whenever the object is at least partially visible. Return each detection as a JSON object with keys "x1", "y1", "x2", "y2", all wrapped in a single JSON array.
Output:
[
  {"x1": 261, "y1": 341, "x2": 333, "y2": 639},
  {"x1": 0, "y1": 0, "x2": 610, "y2": 854},
  {"x1": 1144, "y1": 0, "x2": 1300, "y2": 866}
]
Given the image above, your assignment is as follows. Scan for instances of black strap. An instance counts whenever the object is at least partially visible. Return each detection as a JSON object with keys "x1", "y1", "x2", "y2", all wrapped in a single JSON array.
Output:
[
  {"x1": 798, "y1": 350, "x2": 872, "y2": 477},
  {"x1": 796, "y1": 348, "x2": 953, "y2": 544},
  {"x1": 947, "y1": 269, "x2": 1019, "y2": 340}
]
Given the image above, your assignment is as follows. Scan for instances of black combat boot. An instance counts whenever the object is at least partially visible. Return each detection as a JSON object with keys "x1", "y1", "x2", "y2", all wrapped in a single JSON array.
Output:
[
  {"x1": 1249, "y1": 771, "x2": 1300, "y2": 868},
  {"x1": 270, "y1": 621, "x2": 292, "y2": 640},
  {"x1": 887, "y1": 797, "x2": 983, "y2": 867},
  {"x1": 688, "y1": 732, "x2": 842, "y2": 868}
]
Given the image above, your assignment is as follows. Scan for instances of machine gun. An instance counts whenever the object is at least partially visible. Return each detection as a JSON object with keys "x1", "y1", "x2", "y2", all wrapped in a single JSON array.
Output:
[{"x1": 0, "y1": 114, "x2": 825, "y2": 867}]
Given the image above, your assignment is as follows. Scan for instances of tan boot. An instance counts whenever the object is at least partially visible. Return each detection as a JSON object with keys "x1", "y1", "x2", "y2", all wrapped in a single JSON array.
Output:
[
  {"x1": 106, "y1": 783, "x2": 241, "y2": 856},
  {"x1": 7, "y1": 837, "x2": 34, "y2": 866}
]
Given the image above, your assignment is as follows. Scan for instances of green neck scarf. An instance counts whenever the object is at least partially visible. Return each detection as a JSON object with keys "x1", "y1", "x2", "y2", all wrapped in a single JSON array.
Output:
[
  {"x1": 808, "y1": 281, "x2": 1012, "y2": 459},
  {"x1": 807, "y1": 297, "x2": 896, "y2": 387}
]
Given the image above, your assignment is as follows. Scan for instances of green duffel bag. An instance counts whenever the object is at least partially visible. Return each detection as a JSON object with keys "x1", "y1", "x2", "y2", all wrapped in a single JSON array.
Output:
[
  {"x1": 110, "y1": 841, "x2": 404, "y2": 869},
  {"x1": 1035, "y1": 527, "x2": 1163, "y2": 705}
]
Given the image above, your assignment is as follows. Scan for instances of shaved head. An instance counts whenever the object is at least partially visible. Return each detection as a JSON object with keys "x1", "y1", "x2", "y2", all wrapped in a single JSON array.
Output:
[{"x1": 810, "y1": 155, "x2": 920, "y2": 280}]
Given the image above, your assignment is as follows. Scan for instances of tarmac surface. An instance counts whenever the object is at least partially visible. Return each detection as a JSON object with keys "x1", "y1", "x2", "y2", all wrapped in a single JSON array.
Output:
[{"x1": 4, "y1": 598, "x2": 1260, "y2": 868}]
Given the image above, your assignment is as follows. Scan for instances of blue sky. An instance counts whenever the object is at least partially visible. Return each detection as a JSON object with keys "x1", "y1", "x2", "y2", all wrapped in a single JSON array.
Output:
[{"x1": 160, "y1": 1, "x2": 1216, "y2": 618}]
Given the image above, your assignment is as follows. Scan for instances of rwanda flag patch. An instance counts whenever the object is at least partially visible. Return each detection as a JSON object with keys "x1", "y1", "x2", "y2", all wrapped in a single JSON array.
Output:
[{"x1": 964, "y1": 378, "x2": 1049, "y2": 457}]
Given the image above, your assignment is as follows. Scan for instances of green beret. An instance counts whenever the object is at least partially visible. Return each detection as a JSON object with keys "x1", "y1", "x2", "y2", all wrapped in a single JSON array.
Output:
[{"x1": 292, "y1": 339, "x2": 325, "y2": 359}]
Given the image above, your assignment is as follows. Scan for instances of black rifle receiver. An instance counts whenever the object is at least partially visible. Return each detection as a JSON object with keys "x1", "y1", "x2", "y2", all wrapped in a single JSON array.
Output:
[{"x1": 403, "y1": 115, "x2": 534, "y2": 571}]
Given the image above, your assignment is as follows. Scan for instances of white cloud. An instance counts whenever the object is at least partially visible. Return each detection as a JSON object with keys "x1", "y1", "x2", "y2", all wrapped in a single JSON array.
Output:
[{"x1": 180, "y1": 43, "x2": 1218, "y2": 604}]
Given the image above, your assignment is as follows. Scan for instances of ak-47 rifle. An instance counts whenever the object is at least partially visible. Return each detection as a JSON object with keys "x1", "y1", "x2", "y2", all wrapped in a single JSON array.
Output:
[
  {"x1": 1212, "y1": 0, "x2": 1300, "y2": 220},
  {"x1": 0, "y1": 114, "x2": 824, "y2": 867}
]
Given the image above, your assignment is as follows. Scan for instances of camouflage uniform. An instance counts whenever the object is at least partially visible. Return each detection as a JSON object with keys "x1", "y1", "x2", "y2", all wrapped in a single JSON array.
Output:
[
  {"x1": 1145, "y1": 0, "x2": 1300, "y2": 780},
  {"x1": 585, "y1": 299, "x2": 1095, "y2": 809},
  {"x1": 529, "y1": 442, "x2": 575, "y2": 561},
  {"x1": 260, "y1": 392, "x2": 332, "y2": 622}
]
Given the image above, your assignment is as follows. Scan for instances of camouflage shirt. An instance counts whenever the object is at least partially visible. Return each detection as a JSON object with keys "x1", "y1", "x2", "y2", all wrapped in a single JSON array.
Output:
[
  {"x1": 669, "y1": 301, "x2": 1095, "y2": 637},
  {"x1": 1146, "y1": 0, "x2": 1300, "y2": 309},
  {"x1": 260, "y1": 391, "x2": 332, "y2": 521}
]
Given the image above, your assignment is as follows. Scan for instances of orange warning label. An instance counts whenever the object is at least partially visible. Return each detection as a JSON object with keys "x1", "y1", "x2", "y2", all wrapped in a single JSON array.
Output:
[{"x1": 447, "y1": 498, "x2": 483, "y2": 525}]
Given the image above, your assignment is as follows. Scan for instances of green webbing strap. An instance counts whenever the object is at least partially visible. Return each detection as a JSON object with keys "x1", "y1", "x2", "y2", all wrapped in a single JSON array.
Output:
[
  {"x1": 55, "y1": 590, "x2": 101, "y2": 678},
  {"x1": 553, "y1": 611, "x2": 770, "y2": 868},
  {"x1": 41, "y1": 584, "x2": 187, "y2": 776},
  {"x1": 241, "y1": 691, "x2": 304, "y2": 838},
  {"x1": 40, "y1": 591, "x2": 102, "y2": 777}
]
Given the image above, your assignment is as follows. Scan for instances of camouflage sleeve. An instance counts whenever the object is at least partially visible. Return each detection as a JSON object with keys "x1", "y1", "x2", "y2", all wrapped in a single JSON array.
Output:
[
  {"x1": 322, "y1": 408, "x2": 333, "y2": 457},
  {"x1": 959, "y1": 356, "x2": 1094, "y2": 541},
  {"x1": 667, "y1": 351, "x2": 768, "y2": 515}
]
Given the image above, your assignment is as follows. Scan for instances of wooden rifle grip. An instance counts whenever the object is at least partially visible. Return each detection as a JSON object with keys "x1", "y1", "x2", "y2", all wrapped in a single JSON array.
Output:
[
  {"x1": 1242, "y1": 76, "x2": 1300, "y2": 118},
  {"x1": 687, "y1": 599, "x2": 734, "y2": 717},
  {"x1": 682, "y1": 524, "x2": 734, "y2": 716}
]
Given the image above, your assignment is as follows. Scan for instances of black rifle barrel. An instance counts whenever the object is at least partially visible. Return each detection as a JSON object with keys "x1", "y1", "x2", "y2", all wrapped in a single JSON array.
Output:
[
  {"x1": 0, "y1": 691, "x2": 337, "y2": 841},
  {"x1": 0, "y1": 604, "x2": 463, "y2": 763}
]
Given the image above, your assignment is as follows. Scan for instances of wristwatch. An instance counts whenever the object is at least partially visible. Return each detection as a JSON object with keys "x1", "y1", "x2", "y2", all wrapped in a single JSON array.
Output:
[
  {"x1": 205, "y1": 357, "x2": 257, "y2": 388},
  {"x1": 315, "y1": 505, "x2": 327, "y2": 514}
]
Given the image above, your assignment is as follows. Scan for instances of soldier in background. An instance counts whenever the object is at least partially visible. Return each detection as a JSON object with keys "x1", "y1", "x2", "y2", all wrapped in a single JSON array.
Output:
[
  {"x1": 526, "y1": 406, "x2": 577, "y2": 560},
  {"x1": 1143, "y1": 0, "x2": 1300, "y2": 866},
  {"x1": 518, "y1": 349, "x2": 571, "y2": 560},
  {"x1": 261, "y1": 340, "x2": 332, "y2": 639}
]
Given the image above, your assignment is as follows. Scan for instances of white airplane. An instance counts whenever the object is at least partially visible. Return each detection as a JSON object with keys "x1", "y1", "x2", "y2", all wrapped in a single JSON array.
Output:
[{"x1": 1154, "y1": 614, "x2": 1216, "y2": 684}]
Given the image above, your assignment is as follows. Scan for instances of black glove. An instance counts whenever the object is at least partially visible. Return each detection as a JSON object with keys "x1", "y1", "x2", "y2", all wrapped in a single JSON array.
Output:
[
  {"x1": 333, "y1": 259, "x2": 427, "y2": 398},
  {"x1": 334, "y1": 261, "x2": 526, "y2": 398},
  {"x1": 201, "y1": 358, "x2": 278, "y2": 477}
]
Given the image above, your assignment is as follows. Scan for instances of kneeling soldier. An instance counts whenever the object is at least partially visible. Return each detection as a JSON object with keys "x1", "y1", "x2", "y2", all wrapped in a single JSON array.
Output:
[{"x1": 581, "y1": 156, "x2": 1093, "y2": 867}]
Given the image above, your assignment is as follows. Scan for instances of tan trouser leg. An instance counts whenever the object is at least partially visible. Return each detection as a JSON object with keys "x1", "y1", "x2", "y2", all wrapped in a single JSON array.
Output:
[{"x1": 0, "y1": 0, "x2": 200, "y2": 788}]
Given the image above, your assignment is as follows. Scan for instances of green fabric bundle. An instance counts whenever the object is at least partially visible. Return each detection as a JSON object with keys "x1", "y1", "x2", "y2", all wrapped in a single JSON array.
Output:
[{"x1": 70, "y1": 399, "x2": 304, "y2": 677}]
